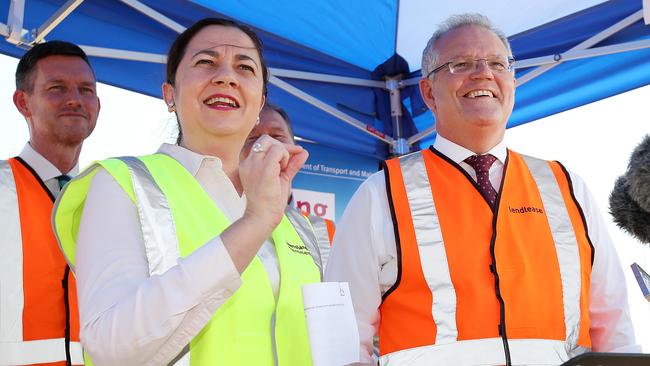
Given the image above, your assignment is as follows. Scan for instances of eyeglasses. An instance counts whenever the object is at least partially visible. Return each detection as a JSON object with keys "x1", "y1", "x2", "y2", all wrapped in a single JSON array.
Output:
[{"x1": 427, "y1": 55, "x2": 515, "y2": 78}]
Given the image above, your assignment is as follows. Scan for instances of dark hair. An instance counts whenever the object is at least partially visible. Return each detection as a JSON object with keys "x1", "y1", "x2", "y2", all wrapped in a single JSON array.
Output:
[
  {"x1": 262, "y1": 102, "x2": 294, "y2": 142},
  {"x1": 166, "y1": 18, "x2": 269, "y2": 144},
  {"x1": 15, "y1": 40, "x2": 92, "y2": 92}
]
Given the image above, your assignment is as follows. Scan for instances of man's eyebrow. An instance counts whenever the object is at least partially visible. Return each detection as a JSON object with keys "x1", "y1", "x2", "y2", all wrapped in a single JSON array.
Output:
[
  {"x1": 46, "y1": 79, "x2": 66, "y2": 84},
  {"x1": 191, "y1": 48, "x2": 259, "y2": 67},
  {"x1": 45, "y1": 78, "x2": 95, "y2": 85}
]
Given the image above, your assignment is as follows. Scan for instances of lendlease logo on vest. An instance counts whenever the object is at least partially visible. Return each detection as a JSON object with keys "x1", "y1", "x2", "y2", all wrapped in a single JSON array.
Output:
[
  {"x1": 287, "y1": 242, "x2": 311, "y2": 255},
  {"x1": 508, "y1": 205, "x2": 544, "y2": 214}
]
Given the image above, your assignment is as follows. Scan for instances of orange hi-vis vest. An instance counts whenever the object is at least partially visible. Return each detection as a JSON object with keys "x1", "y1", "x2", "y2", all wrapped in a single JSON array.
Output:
[
  {"x1": 379, "y1": 148, "x2": 594, "y2": 366},
  {"x1": 0, "y1": 157, "x2": 82, "y2": 365}
]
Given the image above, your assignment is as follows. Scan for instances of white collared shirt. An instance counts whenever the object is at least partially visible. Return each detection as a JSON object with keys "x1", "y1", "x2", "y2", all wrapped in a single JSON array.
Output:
[
  {"x1": 324, "y1": 135, "x2": 639, "y2": 364},
  {"x1": 434, "y1": 136, "x2": 507, "y2": 191},
  {"x1": 18, "y1": 143, "x2": 79, "y2": 197},
  {"x1": 74, "y1": 143, "x2": 278, "y2": 365}
]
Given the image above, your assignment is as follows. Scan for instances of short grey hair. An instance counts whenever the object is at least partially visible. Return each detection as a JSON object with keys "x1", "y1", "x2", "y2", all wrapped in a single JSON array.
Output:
[{"x1": 421, "y1": 13, "x2": 512, "y2": 78}]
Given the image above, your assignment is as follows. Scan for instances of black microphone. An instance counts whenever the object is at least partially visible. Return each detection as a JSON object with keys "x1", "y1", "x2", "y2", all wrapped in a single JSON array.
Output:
[{"x1": 609, "y1": 135, "x2": 650, "y2": 244}]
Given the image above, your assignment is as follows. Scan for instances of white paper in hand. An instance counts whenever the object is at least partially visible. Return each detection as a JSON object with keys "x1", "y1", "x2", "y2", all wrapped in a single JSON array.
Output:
[{"x1": 302, "y1": 282, "x2": 360, "y2": 366}]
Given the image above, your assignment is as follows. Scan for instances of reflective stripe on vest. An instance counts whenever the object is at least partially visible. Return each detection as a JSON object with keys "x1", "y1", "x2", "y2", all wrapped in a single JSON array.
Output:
[
  {"x1": 1, "y1": 338, "x2": 84, "y2": 365},
  {"x1": 380, "y1": 149, "x2": 592, "y2": 365},
  {"x1": 379, "y1": 338, "x2": 589, "y2": 366},
  {"x1": 53, "y1": 154, "x2": 319, "y2": 365},
  {"x1": 0, "y1": 158, "x2": 82, "y2": 365},
  {"x1": 285, "y1": 207, "x2": 324, "y2": 278},
  {"x1": 521, "y1": 154, "x2": 582, "y2": 345},
  {"x1": 308, "y1": 215, "x2": 334, "y2": 271}
]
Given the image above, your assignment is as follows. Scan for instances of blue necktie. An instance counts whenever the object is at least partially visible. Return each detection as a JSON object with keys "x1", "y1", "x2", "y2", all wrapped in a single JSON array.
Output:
[{"x1": 56, "y1": 174, "x2": 71, "y2": 189}]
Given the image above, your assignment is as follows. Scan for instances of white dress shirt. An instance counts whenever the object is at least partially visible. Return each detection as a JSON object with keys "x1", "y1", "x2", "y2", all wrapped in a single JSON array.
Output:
[
  {"x1": 18, "y1": 142, "x2": 79, "y2": 197},
  {"x1": 324, "y1": 135, "x2": 640, "y2": 364},
  {"x1": 74, "y1": 143, "x2": 279, "y2": 365}
]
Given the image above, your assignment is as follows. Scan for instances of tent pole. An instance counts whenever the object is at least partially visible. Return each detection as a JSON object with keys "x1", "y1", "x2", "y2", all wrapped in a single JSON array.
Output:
[
  {"x1": 77, "y1": 38, "x2": 650, "y2": 75},
  {"x1": 514, "y1": 38, "x2": 650, "y2": 69},
  {"x1": 407, "y1": 125, "x2": 436, "y2": 146},
  {"x1": 80, "y1": 45, "x2": 166, "y2": 63},
  {"x1": 269, "y1": 75, "x2": 395, "y2": 145},
  {"x1": 517, "y1": 9, "x2": 643, "y2": 85},
  {"x1": 270, "y1": 67, "x2": 384, "y2": 87},
  {"x1": 386, "y1": 76, "x2": 409, "y2": 155},
  {"x1": 644, "y1": 0, "x2": 650, "y2": 25},
  {"x1": 120, "y1": 0, "x2": 185, "y2": 33},
  {"x1": 5, "y1": 0, "x2": 25, "y2": 45},
  {"x1": 27, "y1": 0, "x2": 84, "y2": 45}
]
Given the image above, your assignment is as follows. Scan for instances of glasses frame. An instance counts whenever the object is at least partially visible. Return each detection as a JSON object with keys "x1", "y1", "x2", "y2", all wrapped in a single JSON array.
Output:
[{"x1": 426, "y1": 56, "x2": 515, "y2": 79}]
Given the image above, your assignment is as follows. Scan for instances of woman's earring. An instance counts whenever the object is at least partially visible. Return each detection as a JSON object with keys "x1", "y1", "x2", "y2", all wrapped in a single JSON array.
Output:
[
  {"x1": 167, "y1": 101, "x2": 175, "y2": 113},
  {"x1": 256, "y1": 116, "x2": 260, "y2": 125}
]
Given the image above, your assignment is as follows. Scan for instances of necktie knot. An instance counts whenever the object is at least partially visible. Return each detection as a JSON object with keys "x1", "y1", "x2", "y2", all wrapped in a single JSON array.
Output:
[
  {"x1": 464, "y1": 154, "x2": 497, "y2": 173},
  {"x1": 56, "y1": 174, "x2": 71, "y2": 189}
]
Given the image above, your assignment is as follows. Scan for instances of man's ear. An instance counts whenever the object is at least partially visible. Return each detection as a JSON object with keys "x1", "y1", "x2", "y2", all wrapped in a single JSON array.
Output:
[
  {"x1": 419, "y1": 78, "x2": 437, "y2": 114},
  {"x1": 13, "y1": 89, "x2": 32, "y2": 118}
]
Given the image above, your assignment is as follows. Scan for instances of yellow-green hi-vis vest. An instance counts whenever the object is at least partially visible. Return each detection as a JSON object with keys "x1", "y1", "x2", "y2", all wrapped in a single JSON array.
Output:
[{"x1": 53, "y1": 154, "x2": 321, "y2": 365}]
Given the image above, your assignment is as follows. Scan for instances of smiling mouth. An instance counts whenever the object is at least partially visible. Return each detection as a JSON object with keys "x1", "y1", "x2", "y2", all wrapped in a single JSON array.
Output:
[
  {"x1": 464, "y1": 89, "x2": 495, "y2": 98},
  {"x1": 59, "y1": 112, "x2": 87, "y2": 118},
  {"x1": 204, "y1": 96, "x2": 240, "y2": 108}
]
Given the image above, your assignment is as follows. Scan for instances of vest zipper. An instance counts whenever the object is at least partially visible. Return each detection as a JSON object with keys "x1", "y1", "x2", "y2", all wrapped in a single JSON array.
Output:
[
  {"x1": 489, "y1": 154, "x2": 512, "y2": 366},
  {"x1": 62, "y1": 265, "x2": 72, "y2": 366}
]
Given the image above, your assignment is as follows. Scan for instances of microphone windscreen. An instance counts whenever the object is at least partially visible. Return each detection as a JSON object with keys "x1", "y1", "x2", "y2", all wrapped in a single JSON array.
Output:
[
  {"x1": 609, "y1": 176, "x2": 650, "y2": 244},
  {"x1": 627, "y1": 135, "x2": 650, "y2": 213}
]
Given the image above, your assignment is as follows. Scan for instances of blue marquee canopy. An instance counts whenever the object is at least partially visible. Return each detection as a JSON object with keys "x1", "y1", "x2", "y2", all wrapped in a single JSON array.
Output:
[{"x1": 2, "y1": 0, "x2": 650, "y2": 158}]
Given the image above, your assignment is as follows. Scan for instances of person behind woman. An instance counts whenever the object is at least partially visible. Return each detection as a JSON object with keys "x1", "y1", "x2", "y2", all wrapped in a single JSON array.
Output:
[
  {"x1": 241, "y1": 103, "x2": 336, "y2": 272},
  {"x1": 53, "y1": 18, "x2": 321, "y2": 365}
]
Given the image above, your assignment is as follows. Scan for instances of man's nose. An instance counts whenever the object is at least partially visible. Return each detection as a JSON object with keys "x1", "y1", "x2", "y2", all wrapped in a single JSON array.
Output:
[
  {"x1": 471, "y1": 59, "x2": 494, "y2": 79},
  {"x1": 64, "y1": 88, "x2": 82, "y2": 107}
]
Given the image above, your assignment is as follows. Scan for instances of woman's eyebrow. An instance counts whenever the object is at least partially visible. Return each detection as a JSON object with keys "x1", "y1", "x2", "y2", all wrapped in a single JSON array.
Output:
[{"x1": 191, "y1": 46, "x2": 259, "y2": 67}]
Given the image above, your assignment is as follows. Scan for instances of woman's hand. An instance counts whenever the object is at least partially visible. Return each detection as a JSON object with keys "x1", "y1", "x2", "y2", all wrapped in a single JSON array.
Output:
[
  {"x1": 239, "y1": 134, "x2": 308, "y2": 230},
  {"x1": 223, "y1": 134, "x2": 307, "y2": 273}
]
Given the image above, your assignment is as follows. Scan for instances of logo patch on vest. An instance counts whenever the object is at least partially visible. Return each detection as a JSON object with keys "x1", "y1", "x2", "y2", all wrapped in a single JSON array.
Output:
[
  {"x1": 287, "y1": 242, "x2": 311, "y2": 255},
  {"x1": 508, "y1": 205, "x2": 544, "y2": 214}
]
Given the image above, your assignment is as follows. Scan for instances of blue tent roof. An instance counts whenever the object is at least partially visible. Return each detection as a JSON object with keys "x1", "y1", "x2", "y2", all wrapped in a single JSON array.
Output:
[{"x1": 2, "y1": 0, "x2": 649, "y2": 158}]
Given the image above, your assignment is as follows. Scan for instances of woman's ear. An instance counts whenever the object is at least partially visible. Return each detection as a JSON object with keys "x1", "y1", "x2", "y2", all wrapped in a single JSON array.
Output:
[{"x1": 162, "y1": 82, "x2": 175, "y2": 112}]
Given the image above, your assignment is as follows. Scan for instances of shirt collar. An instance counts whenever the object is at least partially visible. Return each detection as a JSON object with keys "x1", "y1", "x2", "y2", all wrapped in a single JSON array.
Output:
[
  {"x1": 158, "y1": 143, "x2": 224, "y2": 177},
  {"x1": 18, "y1": 142, "x2": 79, "y2": 181},
  {"x1": 433, "y1": 135, "x2": 507, "y2": 165}
]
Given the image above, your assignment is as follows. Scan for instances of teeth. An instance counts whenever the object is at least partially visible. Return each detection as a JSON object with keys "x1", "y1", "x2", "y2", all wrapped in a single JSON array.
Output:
[
  {"x1": 466, "y1": 90, "x2": 494, "y2": 98},
  {"x1": 205, "y1": 96, "x2": 238, "y2": 107}
]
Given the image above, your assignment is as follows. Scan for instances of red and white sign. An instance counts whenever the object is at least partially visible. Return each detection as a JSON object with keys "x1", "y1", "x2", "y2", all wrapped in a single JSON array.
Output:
[{"x1": 292, "y1": 189, "x2": 336, "y2": 222}]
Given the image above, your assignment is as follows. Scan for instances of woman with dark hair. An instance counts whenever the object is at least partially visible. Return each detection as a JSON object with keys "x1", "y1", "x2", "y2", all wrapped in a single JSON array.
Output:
[{"x1": 53, "y1": 18, "x2": 321, "y2": 365}]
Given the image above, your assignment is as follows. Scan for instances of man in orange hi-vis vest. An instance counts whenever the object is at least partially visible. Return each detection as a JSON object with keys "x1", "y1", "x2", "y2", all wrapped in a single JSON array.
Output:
[
  {"x1": 1, "y1": 41, "x2": 100, "y2": 365},
  {"x1": 325, "y1": 13, "x2": 639, "y2": 366},
  {"x1": 242, "y1": 103, "x2": 335, "y2": 275}
]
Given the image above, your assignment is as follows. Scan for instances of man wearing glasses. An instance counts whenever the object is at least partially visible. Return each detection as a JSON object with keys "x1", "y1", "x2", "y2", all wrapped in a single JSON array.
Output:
[{"x1": 325, "y1": 13, "x2": 638, "y2": 365}]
